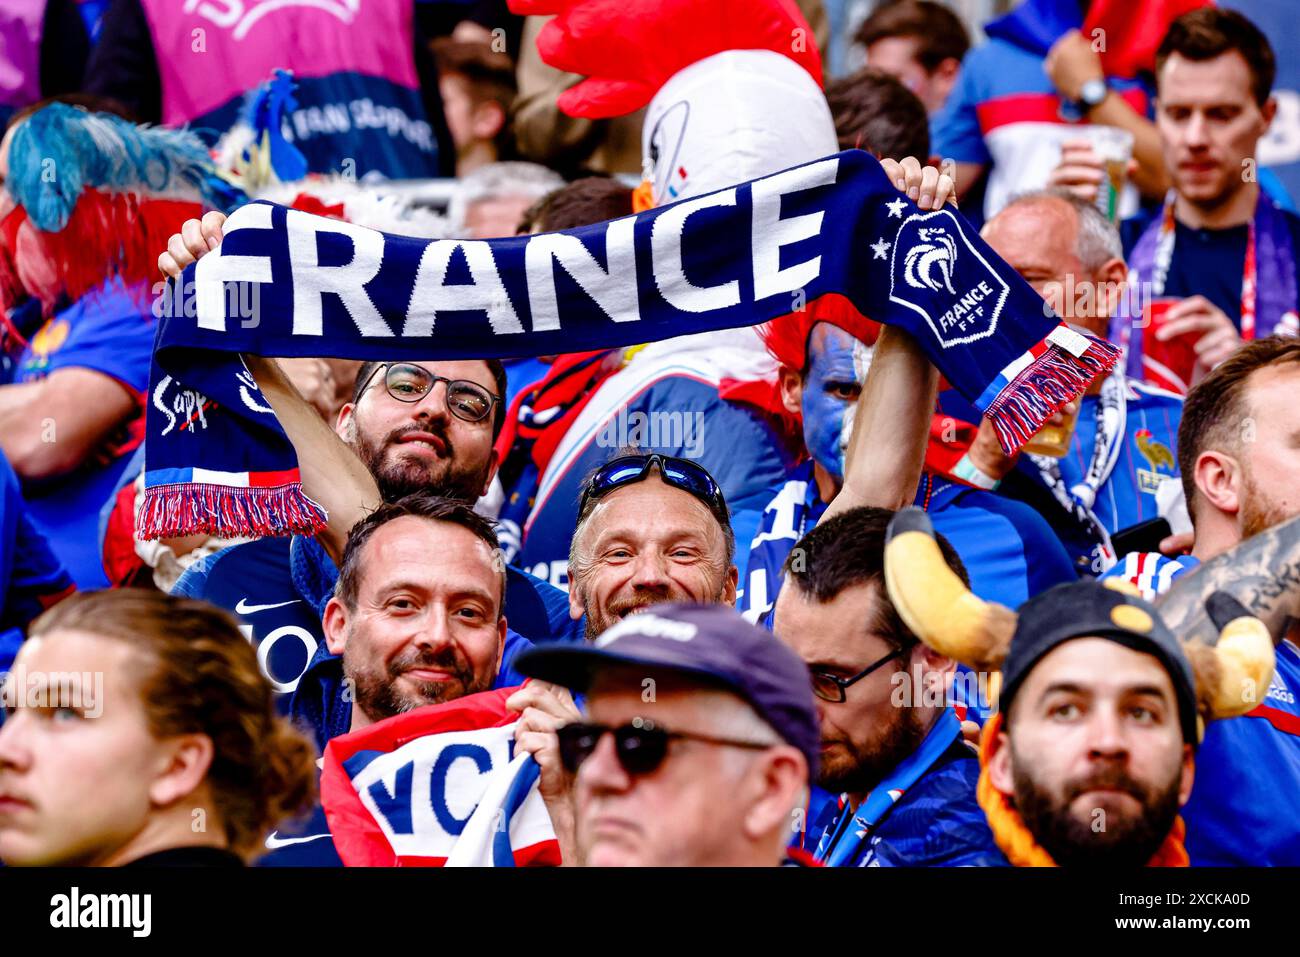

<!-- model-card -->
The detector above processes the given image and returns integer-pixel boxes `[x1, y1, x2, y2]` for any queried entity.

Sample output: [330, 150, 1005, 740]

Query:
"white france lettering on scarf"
[195, 202, 275, 332]
[197, 160, 841, 336]
[286, 210, 392, 337]
[751, 157, 838, 301]
[524, 216, 640, 330]
[403, 240, 523, 336]
[651, 190, 742, 312]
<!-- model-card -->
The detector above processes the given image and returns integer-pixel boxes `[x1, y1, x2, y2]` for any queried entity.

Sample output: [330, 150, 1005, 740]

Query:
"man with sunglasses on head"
[167, 346, 583, 724]
[567, 452, 737, 641]
[507, 159, 956, 832]
[502, 450, 745, 839]
[772, 506, 1004, 867]
[514, 602, 820, 866]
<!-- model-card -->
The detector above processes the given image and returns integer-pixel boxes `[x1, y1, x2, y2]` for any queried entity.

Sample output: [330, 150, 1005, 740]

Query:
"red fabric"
[1248, 704, 1300, 739]
[925, 412, 979, 484]
[288, 192, 348, 220]
[102, 480, 148, 588]
[494, 349, 624, 476]
[1083, 0, 1212, 78]
[0, 192, 204, 312]
[975, 88, 1150, 135]
[509, 0, 822, 119]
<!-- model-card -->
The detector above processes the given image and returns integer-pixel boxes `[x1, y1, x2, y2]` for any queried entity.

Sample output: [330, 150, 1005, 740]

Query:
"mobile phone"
[1110, 517, 1173, 559]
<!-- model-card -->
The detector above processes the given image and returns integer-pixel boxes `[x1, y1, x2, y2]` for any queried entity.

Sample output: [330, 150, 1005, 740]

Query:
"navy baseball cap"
[1000, 581, 1199, 745]
[515, 602, 820, 778]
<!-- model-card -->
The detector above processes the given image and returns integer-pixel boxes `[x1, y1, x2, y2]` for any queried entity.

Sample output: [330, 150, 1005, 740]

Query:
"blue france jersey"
[1063, 382, 1183, 535]
[1183, 640, 1300, 865]
[801, 741, 1007, 867]
[994, 379, 1183, 574]
[740, 469, 1077, 627]
[258, 770, 342, 867]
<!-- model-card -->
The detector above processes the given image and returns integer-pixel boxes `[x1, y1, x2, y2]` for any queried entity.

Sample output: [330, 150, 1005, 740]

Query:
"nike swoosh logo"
[235, 598, 302, 615]
[264, 830, 331, 849]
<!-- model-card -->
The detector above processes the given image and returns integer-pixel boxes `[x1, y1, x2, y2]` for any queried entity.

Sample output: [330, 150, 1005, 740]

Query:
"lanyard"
[814, 708, 962, 867]
[1151, 197, 1258, 341]
[1241, 219, 1257, 340]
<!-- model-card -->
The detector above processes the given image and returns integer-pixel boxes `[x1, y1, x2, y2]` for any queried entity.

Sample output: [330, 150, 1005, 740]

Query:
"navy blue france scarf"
[139, 150, 1119, 540]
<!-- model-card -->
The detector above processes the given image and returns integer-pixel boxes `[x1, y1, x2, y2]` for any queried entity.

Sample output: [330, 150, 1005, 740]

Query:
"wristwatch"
[1079, 78, 1109, 110]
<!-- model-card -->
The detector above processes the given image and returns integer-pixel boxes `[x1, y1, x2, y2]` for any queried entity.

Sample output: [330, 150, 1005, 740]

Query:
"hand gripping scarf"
[320, 687, 561, 867]
[140, 150, 1119, 540]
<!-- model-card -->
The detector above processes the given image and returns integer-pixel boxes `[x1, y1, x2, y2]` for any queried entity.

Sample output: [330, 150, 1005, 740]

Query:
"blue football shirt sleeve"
[171, 552, 217, 598]
[40, 281, 156, 395]
[0, 451, 73, 635]
[1018, 512, 1079, 597]
[930, 50, 992, 166]
[494, 630, 533, 689]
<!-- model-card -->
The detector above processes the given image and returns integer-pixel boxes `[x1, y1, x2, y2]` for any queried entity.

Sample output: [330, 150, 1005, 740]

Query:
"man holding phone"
[1105, 336, 1300, 864]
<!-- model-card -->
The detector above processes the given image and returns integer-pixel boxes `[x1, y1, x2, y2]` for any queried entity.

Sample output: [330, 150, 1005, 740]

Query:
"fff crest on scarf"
[888, 209, 1011, 349]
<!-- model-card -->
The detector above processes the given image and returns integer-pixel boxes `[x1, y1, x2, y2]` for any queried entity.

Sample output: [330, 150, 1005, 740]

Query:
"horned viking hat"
[883, 507, 1276, 736]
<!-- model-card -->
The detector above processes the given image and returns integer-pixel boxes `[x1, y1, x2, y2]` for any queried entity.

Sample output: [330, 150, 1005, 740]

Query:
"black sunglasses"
[578, 453, 729, 526]
[808, 647, 904, 704]
[557, 721, 773, 776]
[358, 362, 500, 423]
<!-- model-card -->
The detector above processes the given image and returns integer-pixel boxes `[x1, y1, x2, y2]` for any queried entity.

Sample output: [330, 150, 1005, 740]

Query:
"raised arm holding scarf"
[140, 150, 1119, 541]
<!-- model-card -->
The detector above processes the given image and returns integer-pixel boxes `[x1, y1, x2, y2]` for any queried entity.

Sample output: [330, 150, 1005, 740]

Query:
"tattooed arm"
[1155, 513, 1300, 646]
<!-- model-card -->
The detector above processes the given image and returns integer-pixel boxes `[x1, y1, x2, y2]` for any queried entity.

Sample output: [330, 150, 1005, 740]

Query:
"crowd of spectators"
[0, 0, 1297, 870]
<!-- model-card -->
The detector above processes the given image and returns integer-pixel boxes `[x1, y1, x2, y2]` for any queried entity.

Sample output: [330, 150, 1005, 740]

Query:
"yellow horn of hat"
[884, 508, 1017, 671]
[1191, 592, 1276, 721]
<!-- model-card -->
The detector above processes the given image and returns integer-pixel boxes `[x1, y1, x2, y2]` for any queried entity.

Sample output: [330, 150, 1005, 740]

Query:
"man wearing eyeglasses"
[772, 506, 1004, 867]
[163, 339, 583, 720]
[514, 602, 820, 866]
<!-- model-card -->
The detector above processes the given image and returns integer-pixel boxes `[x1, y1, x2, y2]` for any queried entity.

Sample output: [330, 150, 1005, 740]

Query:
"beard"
[580, 578, 730, 641]
[347, 639, 494, 724]
[1239, 467, 1293, 541]
[817, 698, 927, 796]
[352, 420, 489, 504]
[1010, 750, 1183, 868]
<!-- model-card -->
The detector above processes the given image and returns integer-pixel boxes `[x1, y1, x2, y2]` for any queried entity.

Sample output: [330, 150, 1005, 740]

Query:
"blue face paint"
[800, 324, 862, 483]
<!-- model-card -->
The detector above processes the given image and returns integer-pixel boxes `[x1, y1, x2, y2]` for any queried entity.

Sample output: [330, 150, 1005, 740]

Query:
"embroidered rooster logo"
[1135, 429, 1175, 472]
[903, 227, 958, 295]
